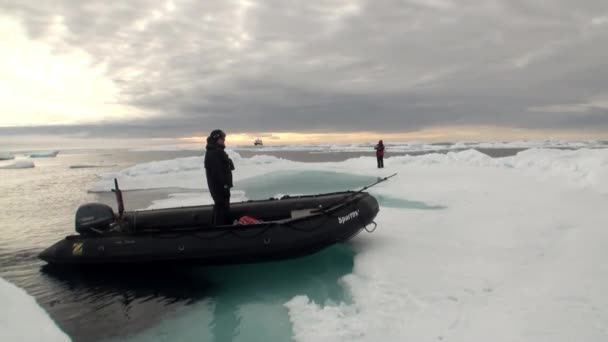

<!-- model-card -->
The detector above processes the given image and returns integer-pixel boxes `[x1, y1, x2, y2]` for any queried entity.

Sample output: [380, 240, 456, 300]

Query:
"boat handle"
[364, 221, 377, 233]
[263, 237, 271, 245]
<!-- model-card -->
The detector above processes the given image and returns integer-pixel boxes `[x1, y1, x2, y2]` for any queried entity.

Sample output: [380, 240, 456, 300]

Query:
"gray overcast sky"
[1, 0, 608, 140]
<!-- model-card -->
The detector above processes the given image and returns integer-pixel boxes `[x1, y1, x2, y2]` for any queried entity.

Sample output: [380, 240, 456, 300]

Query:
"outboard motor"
[75, 203, 116, 235]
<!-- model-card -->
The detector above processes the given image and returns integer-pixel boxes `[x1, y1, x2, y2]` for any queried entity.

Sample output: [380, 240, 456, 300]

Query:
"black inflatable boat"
[39, 188, 380, 266]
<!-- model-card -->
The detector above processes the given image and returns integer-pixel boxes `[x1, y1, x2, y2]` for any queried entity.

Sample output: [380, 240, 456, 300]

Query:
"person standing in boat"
[205, 129, 235, 226]
[374, 140, 385, 168]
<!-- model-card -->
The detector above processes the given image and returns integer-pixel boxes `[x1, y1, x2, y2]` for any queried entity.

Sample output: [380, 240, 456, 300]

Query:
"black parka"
[204, 138, 234, 196]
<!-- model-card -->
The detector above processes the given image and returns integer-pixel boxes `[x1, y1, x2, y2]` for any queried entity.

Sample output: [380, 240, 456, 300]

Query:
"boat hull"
[39, 192, 379, 266]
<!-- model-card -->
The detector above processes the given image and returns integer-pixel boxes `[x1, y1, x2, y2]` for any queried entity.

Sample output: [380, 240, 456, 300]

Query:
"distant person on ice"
[205, 129, 235, 226]
[375, 140, 385, 168]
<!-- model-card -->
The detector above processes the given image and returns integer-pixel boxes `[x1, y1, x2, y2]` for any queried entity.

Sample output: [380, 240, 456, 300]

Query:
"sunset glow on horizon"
[179, 126, 608, 146]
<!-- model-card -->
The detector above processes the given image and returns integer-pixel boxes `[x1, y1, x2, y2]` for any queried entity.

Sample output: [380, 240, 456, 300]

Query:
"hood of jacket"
[206, 137, 225, 150]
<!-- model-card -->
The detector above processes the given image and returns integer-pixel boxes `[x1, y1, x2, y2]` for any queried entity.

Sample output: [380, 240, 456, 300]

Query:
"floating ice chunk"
[69, 163, 116, 169]
[90, 156, 205, 192]
[286, 171, 608, 341]
[453, 139, 606, 149]
[28, 150, 59, 158]
[0, 151, 14, 160]
[285, 296, 363, 341]
[388, 149, 496, 167]
[503, 148, 608, 193]
[0, 160, 35, 169]
[89, 147, 608, 195]
[89, 151, 296, 192]
[233, 140, 606, 153]
[236, 140, 606, 154]
[0, 277, 70, 342]
[143, 190, 247, 210]
[114, 156, 203, 177]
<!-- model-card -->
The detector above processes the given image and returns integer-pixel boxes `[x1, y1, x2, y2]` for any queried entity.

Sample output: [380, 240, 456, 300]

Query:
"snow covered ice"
[129, 139, 608, 154]
[69, 163, 116, 169]
[0, 151, 15, 160]
[0, 277, 70, 342]
[90, 147, 608, 341]
[0, 159, 35, 169]
[28, 150, 59, 158]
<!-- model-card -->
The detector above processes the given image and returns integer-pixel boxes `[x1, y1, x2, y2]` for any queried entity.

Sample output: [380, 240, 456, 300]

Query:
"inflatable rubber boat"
[39, 184, 381, 266]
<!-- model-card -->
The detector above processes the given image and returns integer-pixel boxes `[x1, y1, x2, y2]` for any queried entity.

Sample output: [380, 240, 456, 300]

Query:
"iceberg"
[0, 160, 35, 169]
[28, 151, 59, 158]
[91, 148, 608, 195]
[89, 153, 295, 192]
[69, 163, 116, 169]
[0, 151, 14, 160]
[232, 140, 608, 154]
[0, 277, 70, 342]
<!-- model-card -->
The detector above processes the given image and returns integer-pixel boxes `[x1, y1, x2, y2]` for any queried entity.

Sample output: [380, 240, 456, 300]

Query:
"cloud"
[1, 0, 608, 138]
[591, 16, 608, 26]
[528, 104, 592, 113]
[528, 94, 608, 114]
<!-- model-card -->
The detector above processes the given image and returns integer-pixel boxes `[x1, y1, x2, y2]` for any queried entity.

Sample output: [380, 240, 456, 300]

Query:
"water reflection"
[40, 265, 210, 341]
[39, 244, 355, 342]
[235, 170, 377, 199]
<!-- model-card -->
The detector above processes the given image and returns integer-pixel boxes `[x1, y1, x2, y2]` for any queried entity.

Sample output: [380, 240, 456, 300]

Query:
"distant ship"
[254, 138, 263, 146]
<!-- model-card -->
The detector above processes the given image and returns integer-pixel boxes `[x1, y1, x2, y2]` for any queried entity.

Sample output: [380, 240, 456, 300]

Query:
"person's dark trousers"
[377, 156, 384, 168]
[211, 189, 231, 226]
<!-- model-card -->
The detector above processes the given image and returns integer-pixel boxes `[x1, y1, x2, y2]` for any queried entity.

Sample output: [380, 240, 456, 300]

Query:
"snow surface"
[91, 148, 608, 341]
[0, 159, 35, 169]
[0, 151, 14, 160]
[0, 277, 70, 342]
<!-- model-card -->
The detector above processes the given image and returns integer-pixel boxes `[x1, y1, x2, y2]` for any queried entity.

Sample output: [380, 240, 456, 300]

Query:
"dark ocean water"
[0, 149, 205, 341]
